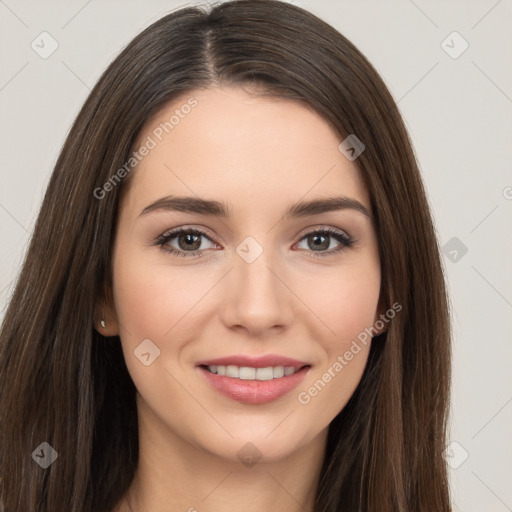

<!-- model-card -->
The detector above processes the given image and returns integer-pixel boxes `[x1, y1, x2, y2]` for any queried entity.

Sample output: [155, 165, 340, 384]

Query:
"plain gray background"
[1, 1, 511, 510]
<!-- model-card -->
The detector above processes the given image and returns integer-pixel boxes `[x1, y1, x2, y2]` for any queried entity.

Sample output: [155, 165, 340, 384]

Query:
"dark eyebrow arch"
[138, 195, 370, 219]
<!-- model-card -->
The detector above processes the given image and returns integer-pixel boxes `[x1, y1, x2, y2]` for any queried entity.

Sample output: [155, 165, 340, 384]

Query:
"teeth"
[239, 367, 256, 380]
[258, 367, 274, 380]
[226, 365, 239, 378]
[273, 366, 284, 378]
[206, 365, 300, 380]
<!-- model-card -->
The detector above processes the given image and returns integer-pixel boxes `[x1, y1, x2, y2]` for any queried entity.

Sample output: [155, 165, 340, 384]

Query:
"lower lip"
[197, 366, 311, 404]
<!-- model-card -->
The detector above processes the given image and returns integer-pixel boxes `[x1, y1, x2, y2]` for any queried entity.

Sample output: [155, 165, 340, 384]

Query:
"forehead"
[123, 86, 370, 216]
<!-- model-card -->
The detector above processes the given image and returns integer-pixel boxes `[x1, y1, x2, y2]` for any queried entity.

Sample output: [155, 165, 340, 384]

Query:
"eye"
[155, 228, 218, 258]
[154, 226, 355, 258]
[295, 227, 355, 258]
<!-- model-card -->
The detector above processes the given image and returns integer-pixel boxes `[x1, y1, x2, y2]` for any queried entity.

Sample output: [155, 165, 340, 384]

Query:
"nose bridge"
[220, 238, 293, 333]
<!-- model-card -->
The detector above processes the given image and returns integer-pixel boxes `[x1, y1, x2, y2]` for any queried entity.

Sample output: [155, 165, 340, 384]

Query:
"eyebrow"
[138, 195, 370, 219]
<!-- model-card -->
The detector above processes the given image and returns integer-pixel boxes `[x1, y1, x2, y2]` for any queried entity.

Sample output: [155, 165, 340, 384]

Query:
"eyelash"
[154, 227, 355, 259]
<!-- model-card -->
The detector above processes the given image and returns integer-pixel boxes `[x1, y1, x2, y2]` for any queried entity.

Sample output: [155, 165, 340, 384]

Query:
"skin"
[97, 85, 386, 512]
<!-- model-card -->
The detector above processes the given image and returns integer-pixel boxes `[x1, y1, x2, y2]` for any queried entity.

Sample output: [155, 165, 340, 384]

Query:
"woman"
[0, 1, 452, 510]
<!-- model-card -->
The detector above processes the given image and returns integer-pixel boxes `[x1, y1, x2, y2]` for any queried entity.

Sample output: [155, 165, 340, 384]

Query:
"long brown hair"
[0, 1, 452, 510]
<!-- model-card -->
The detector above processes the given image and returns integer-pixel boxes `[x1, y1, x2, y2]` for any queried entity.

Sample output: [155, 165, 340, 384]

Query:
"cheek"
[111, 248, 208, 405]
[112, 246, 213, 341]
[295, 259, 380, 414]
[306, 260, 381, 344]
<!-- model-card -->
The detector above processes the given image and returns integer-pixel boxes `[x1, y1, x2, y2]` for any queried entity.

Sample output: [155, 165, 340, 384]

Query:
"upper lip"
[196, 354, 310, 370]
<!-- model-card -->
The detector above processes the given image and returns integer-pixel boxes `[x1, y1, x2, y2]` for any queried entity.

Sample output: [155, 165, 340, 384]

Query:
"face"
[101, 85, 384, 464]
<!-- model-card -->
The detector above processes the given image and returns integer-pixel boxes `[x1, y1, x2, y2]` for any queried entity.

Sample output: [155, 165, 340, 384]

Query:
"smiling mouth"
[197, 363, 312, 404]
[200, 364, 310, 381]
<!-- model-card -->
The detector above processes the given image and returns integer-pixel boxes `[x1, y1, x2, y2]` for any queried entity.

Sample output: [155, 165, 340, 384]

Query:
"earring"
[100, 318, 106, 328]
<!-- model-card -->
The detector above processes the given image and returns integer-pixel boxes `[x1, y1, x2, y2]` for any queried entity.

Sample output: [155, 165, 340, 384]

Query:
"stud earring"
[100, 318, 106, 328]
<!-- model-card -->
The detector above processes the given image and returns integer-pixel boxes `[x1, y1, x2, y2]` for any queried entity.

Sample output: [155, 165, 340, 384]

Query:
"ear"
[94, 280, 120, 337]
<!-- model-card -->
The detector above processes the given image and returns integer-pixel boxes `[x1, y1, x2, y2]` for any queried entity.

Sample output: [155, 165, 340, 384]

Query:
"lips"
[195, 354, 311, 405]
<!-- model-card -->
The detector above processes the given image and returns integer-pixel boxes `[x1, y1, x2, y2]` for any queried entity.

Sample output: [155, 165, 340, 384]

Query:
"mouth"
[195, 355, 311, 404]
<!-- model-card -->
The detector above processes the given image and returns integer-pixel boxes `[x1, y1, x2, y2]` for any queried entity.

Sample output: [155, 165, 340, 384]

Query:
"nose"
[219, 248, 294, 336]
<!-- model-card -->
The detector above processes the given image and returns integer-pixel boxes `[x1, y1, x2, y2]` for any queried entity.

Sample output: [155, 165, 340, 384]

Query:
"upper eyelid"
[295, 225, 351, 240]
